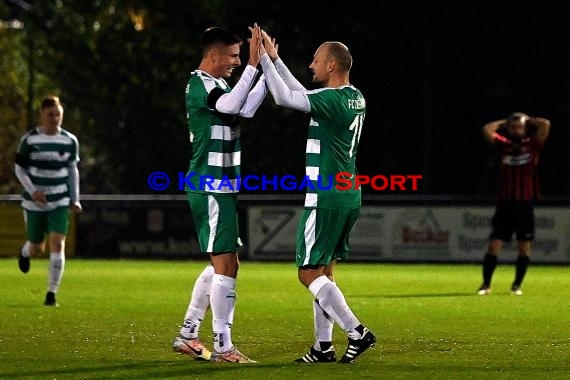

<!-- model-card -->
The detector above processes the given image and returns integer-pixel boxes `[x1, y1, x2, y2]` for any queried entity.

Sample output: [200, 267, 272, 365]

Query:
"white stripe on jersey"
[30, 151, 71, 162]
[302, 209, 317, 266]
[36, 184, 68, 195]
[196, 70, 230, 92]
[21, 197, 70, 212]
[208, 179, 239, 193]
[211, 125, 235, 141]
[306, 139, 320, 154]
[304, 193, 318, 208]
[207, 195, 220, 252]
[27, 134, 74, 145]
[208, 152, 241, 167]
[29, 166, 69, 179]
[309, 119, 319, 127]
[306, 166, 319, 180]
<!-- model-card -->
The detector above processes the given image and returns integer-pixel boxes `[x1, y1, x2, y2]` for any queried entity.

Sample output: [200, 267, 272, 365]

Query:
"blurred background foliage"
[1, 0, 568, 196]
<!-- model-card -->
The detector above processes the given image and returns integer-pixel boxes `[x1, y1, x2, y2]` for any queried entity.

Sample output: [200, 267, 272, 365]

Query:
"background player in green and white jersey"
[15, 95, 82, 307]
[259, 33, 377, 363]
[172, 25, 266, 363]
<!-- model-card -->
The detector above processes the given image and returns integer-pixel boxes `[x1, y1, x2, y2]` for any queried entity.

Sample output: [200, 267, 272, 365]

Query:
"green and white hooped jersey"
[305, 85, 365, 209]
[16, 128, 79, 211]
[185, 70, 241, 194]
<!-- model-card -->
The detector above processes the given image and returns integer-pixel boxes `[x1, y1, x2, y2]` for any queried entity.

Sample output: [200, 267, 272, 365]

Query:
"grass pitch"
[0, 259, 568, 379]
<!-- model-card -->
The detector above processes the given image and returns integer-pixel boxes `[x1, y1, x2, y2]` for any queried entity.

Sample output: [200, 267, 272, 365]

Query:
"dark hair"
[199, 27, 242, 56]
[40, 95, 62, 110]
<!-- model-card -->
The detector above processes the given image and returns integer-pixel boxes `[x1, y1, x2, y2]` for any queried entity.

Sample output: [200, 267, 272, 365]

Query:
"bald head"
[506, 112, 529, 137]
[320, 41, 352, 72]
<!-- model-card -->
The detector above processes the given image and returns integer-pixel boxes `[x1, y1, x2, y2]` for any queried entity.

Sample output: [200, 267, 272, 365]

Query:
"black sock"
[513, 255, 530, 287]
[354, 324, 364, 336]
[318, 341, 332, 351]
[482, 253, 498, 287]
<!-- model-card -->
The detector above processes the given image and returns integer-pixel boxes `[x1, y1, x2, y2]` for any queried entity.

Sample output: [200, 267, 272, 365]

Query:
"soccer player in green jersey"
[15, 95, 82, 307]
[258, 33, 377, 363]
[172, 25, 266, 363]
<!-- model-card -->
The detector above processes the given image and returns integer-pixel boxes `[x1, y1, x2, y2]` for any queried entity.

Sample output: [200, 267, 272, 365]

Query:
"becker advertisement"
[247, 206, 570, 263]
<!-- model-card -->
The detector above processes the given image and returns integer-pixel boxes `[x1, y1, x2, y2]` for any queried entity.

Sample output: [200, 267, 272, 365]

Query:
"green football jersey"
[16, 128, 79, 211]
[305, 85, 365, 209]
[185, 70, 241, 194]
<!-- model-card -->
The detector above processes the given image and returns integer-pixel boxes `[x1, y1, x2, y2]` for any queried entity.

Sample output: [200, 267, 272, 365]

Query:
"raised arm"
[215, 24, 262, 115]
[261, 30, 306, 91]
[527, 116, 551, 145]
[482, 119, 508, 144]
[258, 31, 310, 112]
[259, 54, 310, 112]
[239, 74, 267, 118]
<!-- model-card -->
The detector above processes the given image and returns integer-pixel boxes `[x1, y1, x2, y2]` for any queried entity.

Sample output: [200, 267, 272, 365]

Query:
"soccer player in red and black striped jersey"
[478, 112, 550, 295]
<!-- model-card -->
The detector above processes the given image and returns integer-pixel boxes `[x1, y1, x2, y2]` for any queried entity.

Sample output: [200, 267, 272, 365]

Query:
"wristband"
[493, 133, 509, 144]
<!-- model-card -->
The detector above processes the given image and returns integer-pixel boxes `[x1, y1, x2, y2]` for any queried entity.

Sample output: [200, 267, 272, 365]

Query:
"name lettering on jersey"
[347, 96, 365, 110]
[502, 153, 531, 166]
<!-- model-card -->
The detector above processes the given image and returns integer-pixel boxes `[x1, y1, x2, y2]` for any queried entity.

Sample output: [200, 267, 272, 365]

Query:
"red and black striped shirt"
[495, 135, 543, 202]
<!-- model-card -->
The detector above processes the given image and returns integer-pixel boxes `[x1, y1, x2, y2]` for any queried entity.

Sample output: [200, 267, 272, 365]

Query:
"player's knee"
[50, 240, 65, 253]
[517, 241, 531, 256]
[211, 252, 239, 277]
[488, 239, 503, 254]
[297, 266, 322, 287]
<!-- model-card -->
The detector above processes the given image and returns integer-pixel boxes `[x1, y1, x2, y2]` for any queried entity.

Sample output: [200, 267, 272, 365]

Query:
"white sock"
[309, 276, 361, 338]
[47, 252, 65, 293]
[180, 264, 214, 339]
[313, 299, 334, 351]
[211, 274, 236, 353]
[330, 282, 364, 340]
[21, 241, 31, 258]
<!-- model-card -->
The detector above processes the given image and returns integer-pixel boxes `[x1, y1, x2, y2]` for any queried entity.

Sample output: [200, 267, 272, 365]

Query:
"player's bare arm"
[527, 116, 551, 144]
[483, 119, 507, 144]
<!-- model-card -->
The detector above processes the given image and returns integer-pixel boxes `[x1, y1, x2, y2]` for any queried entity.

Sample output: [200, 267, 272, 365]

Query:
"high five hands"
[247, 23, 262, 66]
[260, 29, 279, 61]
[248, 23, 279, 64]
